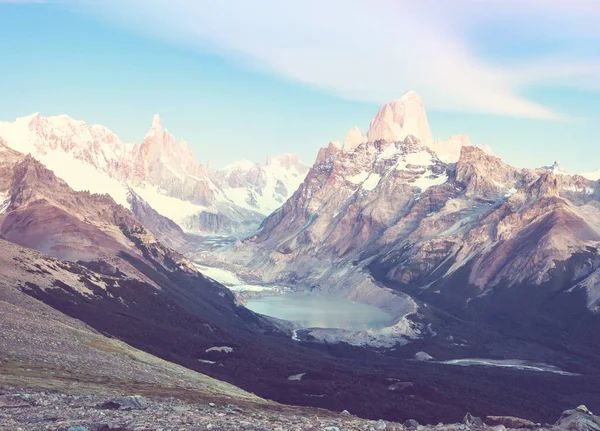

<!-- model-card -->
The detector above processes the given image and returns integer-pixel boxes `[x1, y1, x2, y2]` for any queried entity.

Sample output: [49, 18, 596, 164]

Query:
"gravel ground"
[2, 390, 599, 431]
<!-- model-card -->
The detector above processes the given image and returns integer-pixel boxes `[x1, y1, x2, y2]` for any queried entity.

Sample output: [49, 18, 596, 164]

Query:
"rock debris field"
[2, 390, 600, 431]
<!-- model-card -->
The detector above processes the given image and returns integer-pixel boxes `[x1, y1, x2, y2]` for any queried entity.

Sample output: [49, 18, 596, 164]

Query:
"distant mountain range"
[0, 113, 309, 237]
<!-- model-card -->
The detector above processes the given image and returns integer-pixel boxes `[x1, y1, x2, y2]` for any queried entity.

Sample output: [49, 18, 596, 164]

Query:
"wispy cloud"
[64, 0, 600, 119]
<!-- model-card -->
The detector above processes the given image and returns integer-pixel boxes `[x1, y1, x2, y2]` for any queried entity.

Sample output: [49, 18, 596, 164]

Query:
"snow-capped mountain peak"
[428, 134, 494, 164]
[215, 154, 309, 215]
[334, 92, 492, 164]
[343, 126, 367, 152]
[367, 90, 433, 148]
[541, 161, 569, 176]
[137, 114, 200, 181]
[266, 153, 305, 171]
[221, 159, 257, 173]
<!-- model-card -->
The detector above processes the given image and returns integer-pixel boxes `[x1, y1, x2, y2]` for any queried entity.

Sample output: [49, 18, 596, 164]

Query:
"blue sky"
[0, 1, 599, 171]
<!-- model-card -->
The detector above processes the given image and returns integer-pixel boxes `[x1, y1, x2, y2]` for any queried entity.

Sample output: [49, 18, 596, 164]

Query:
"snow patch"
[563, 185, 595, 195]
[195, 265, 244, 285]
[379, 144, 399, 160]
[131, 184, 212, 231]
[412, 173, 448, 191]
[347, 171, 369, 185]
[361, 173, 382, 191]
[37, 152, 130, 207]
[206, 346, 233, 353]
[227, 284, 277, 292]
[405, 151, 434, 166]
[195, 264, 284, 293]
[287, 373, 306, 381]
[439, 358, 578, 376]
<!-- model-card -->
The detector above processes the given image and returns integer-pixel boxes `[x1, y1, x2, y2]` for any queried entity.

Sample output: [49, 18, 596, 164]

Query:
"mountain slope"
[0, 237, 266, 406]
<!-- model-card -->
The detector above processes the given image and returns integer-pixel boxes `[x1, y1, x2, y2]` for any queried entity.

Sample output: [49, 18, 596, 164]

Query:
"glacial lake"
[246, 294, 393, 330]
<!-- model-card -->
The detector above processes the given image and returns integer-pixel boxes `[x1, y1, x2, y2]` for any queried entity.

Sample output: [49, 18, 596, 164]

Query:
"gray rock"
[555, 411, 600, 431]
[104, 395, 148, 410]
[414, 351, 434, 361]
[578, 406, 594, 415]
[172, 405, 189, 413]
[340, 410, 351, 416]
[463, 412, 484, 429]
[404, 419, 419, 430]
[486, 416, 537, 429]
[375, 419, 388, 430]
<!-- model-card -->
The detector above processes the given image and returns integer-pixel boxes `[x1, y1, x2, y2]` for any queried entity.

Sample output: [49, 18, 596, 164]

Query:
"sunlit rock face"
[367, 91, 433, 148]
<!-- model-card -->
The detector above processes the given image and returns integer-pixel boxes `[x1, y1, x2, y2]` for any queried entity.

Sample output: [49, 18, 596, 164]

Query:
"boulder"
[99, 396, 148, 411]
[414, 351, 434, 362]
[463, 412, 485, 429]
[404, 419, 419, 430]
[375, 419, 387, 430]
[555, 408, 600, 431]
[486, 415, 537, 429]
[578, 406, 594, 415]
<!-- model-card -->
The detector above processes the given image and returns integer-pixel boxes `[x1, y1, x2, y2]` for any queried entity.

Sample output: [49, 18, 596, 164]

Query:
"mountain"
[134, 114, 216, 206]
[0, 141, 195, 281]
[430, 134, 495, 164]
[222, 91, 600, 361]
[366, 91, 433, 147]
[541, 161, 570, 176]
[214, 154, 309, 216]
[343, 126, 367, 152]
[0, 113, 308, 237]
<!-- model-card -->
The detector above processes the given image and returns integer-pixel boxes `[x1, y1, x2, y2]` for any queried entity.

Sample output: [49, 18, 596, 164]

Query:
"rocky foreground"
[1, 390, 599, 431]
